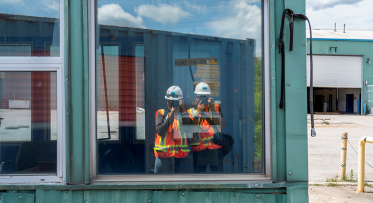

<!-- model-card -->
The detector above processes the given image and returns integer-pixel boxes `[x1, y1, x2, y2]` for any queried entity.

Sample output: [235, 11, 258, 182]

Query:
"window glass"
[0, 0, 60, 56]
[96, 0, 263, 175]
[0, 71, 57, 174]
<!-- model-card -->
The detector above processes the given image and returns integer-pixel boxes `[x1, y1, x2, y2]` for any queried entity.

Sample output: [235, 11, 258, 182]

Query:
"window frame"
[89, 0, 271, 182]
[0, 0, 65, 183]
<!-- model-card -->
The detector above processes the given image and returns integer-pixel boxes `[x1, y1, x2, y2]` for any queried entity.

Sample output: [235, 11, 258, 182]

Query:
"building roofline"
[307, 38, 373, 42]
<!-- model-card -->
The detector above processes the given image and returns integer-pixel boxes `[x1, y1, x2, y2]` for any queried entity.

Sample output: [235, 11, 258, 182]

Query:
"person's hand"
[170, 106, 175, 116]
[197, 100, 205, 113]
[179, 100, 185, 112]
[208, 97, 216, 112]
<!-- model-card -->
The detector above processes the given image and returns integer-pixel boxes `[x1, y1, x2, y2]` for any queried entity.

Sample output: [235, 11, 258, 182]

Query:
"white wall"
[338, 88, 361, 113]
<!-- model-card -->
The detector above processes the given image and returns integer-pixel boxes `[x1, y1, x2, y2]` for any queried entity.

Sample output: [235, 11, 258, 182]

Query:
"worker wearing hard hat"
[153, 85, 190, 173]
[186, 82, 225, 173]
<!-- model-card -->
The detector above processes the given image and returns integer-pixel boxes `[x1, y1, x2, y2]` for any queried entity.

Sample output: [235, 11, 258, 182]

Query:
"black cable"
[278, 9, 293, 109]
[278, 10, 316, 137]
[188, 44, 195, 83]
[293, 14, 316, 137]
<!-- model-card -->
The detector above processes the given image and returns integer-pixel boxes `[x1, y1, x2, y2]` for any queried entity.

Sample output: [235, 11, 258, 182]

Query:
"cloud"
[184, 2, 207, 13]
[307, 0, 373, 30]
[98, 4, 144, 28]
[135, 4, 190, 24]
[307, 0, 363, 11]
[207, 0, 261, 42]
[0, 0, 23, 4]
[43, 1, 59, 12]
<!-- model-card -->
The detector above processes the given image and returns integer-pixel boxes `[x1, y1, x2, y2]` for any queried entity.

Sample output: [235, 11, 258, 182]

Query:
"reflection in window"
[96, 0, 263, 175]
[0, 0, 60, 57]
[0, 72, 57, 174]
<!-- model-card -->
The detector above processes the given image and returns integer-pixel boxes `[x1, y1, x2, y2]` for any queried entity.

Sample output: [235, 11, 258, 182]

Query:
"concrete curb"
[309, 182, 358, 186]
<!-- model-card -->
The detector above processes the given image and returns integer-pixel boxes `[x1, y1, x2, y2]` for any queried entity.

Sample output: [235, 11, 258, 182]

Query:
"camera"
[169, 100, 179, 109]
[198, 96, 209, 104]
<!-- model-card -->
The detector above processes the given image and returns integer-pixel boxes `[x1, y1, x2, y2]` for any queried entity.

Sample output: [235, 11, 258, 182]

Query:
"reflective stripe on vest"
[154, 109, 189, 157]
[187, 105, 222, 151]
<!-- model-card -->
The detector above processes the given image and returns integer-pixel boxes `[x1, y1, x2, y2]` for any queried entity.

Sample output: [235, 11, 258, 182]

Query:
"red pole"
[100, 44, 111, 139]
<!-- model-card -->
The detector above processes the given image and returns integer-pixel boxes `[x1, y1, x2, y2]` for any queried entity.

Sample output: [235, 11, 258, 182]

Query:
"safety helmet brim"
[195, 92, 210, 95]
[165, 95, 183, 100]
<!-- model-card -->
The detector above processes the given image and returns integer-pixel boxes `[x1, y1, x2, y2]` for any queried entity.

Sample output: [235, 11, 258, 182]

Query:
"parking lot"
[308, 114, 373, 182]
[308, 114, 373, 202]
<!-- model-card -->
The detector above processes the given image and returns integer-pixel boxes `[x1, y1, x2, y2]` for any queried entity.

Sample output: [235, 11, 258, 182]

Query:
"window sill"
[93, 174, 269, 183]
[0, 181, 309, 191]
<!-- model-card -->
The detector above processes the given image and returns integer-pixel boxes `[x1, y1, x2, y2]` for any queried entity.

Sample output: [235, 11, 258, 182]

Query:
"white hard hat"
[194, 82, 211, 95]
[165, 86, 183, 100]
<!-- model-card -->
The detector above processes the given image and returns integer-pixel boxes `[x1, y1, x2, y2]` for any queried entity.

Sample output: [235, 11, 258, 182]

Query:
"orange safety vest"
[154, 109, 190, 158]
[187, 104, 222, 152]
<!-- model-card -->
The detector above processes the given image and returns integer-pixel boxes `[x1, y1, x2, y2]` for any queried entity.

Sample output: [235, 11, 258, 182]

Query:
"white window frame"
[89, 0, 271, 182]
[0, 0, 65, 183]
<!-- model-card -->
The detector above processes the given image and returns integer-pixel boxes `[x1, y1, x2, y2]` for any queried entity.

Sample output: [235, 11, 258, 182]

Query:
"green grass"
[364, 182, 372, 187]
[325, 170, 357, 184]
[326, 183, 339, 187]
[326, 176, 338, 182]
[253, 56, 263, 172]
[342, 170, 357, 182]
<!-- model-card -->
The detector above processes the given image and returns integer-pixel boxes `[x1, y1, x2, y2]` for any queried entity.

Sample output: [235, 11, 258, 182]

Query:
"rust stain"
[235, 153, 239, 169]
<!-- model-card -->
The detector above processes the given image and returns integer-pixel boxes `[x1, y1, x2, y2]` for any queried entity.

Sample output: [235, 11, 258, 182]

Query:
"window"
[91, 0, 266, 180]
[0, 0, 60, 57]
[0, 0, 64, 182]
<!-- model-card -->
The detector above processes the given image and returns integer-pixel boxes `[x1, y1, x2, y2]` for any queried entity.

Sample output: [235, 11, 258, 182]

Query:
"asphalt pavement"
[308, 114, 373, 182]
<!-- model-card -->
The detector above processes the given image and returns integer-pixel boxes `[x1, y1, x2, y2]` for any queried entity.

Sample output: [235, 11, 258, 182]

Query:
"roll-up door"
[306, 55, 362, 88]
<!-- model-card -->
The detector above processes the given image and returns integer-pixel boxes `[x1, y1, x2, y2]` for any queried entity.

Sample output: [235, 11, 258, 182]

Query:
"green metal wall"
[271, 0, 308, 184]
[0, 190, 288, 203]
[306, 39, 373, 110]
[0, 0, 309, 202]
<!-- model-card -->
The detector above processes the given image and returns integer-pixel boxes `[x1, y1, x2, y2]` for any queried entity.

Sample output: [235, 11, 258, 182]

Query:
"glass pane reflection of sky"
[0, 0, 59, 18]
[97, 0, 262, 55]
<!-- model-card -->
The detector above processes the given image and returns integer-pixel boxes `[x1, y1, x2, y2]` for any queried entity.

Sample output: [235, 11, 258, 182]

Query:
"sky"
[0, 0, 263, 53]
[0, 0, 59, 18]
[1, 0, 372, 55]
[306, 0, 373, 30]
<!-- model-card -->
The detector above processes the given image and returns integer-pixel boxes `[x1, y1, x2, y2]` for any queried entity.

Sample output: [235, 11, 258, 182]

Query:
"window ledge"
[0, 181, 308, 191]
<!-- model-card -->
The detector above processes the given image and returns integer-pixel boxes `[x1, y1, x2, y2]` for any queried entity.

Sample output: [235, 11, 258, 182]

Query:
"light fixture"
[367, 58, 371, 64]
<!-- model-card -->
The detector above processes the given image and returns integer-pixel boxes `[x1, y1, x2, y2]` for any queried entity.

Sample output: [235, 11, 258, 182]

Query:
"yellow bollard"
[340, 132, 348, 180]
[358, 136, 373, 192]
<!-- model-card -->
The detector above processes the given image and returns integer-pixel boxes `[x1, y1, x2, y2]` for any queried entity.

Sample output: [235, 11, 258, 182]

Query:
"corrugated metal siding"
[306, 55, 362, 88]
[35, 190, 83, 203]
[30, 190, 286, 203]
[307, 39, 373, 109]
[3, 193, 35, 203]
[307, 40, 373, 55]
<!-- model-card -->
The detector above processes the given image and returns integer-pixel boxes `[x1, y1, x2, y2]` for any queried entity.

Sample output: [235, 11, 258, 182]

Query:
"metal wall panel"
[35, 190, 83, 203]
[306, 39, 373, 112]
[284, 0, 308, 182]
[0, 190, 286, 203]
[82, 190, 281, 203]
[3, 193, 35, 203]
[306, 55, 362, 88]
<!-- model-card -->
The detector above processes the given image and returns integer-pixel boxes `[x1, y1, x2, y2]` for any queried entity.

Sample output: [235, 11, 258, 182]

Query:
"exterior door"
[346, 94, 354, 113]
[315, 95, 323, 112]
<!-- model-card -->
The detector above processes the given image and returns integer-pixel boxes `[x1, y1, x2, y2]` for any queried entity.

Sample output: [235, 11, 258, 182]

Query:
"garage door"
[306, 55, 362, 88]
